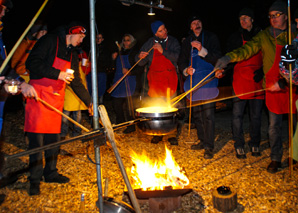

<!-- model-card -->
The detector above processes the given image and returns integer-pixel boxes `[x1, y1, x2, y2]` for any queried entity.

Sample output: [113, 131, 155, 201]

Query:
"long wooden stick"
[171, 68, 218, 107]
[36, 97, 90, 132]
[185, 88, 267, 108]
[287, 0, 293, 177]
[107, 46, 154, 94]
[0, 0, 49, 75]
[188, 47, 193, 137]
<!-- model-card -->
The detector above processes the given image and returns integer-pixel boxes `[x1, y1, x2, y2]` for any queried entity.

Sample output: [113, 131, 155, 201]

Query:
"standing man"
[178, 15, 222, 159]
[86, 33, 110, 105]
[25, 22, 92, 195]
[11, 22, 48, 83]
[215, 1, 298, 173]
[226, 8, 264, 159]
[137, 20, 180, 145]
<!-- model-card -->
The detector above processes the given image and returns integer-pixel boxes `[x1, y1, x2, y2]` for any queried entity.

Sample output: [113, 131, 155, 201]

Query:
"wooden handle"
[107, 46, 154, 94]
[37, 97, 90, 132]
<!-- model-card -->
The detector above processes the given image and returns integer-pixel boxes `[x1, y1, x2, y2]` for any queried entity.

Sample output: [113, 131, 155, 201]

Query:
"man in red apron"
[226, 8, 264, 159]
[136, 21, 180, 145]
[215, 1, 298, 173]
[25, 22, 92, 195]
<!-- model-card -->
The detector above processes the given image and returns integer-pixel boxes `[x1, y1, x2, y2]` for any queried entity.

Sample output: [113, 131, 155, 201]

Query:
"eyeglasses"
[69, 26, 86, 35]
[268, 13, 284, 19]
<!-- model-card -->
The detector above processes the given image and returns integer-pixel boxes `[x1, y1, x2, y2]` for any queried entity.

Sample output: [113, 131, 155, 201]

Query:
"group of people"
[0, 0, 297, 200]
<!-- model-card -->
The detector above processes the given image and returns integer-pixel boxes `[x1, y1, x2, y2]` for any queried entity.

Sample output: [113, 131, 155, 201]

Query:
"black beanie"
[269, 0, 287, 14]
[239, 8, 254, 19]
[188, 15, 202, 27]
[2, 0, 13, 9]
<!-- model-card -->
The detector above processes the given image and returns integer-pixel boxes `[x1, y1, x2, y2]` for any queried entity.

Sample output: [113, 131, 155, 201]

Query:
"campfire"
[129, 146, 189, 191]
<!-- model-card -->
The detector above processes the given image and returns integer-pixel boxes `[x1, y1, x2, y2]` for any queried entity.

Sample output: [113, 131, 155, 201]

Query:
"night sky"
[3, 0, 298, 53]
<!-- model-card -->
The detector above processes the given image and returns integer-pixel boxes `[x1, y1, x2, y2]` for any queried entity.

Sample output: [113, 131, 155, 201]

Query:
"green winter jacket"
[226, 26, 297, 88]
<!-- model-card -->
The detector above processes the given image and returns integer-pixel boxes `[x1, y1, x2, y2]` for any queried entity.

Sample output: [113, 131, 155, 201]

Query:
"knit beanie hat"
[239, 8, 254, 19]
[269, 0, 287, 14]
[66, 21, 86, 35]
[151, 21, 164, 34]
[29, 23, 47, 35]
[188, 15, 202, 27]
[1, 0, 13, 9]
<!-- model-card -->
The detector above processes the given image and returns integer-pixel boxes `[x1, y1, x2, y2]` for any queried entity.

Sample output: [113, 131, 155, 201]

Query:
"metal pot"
[135, 107, 178, 136]
[96, 197, 135, 213]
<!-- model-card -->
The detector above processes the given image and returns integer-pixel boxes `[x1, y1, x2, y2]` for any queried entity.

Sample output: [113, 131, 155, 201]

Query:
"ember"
[129, 146, 189, 191]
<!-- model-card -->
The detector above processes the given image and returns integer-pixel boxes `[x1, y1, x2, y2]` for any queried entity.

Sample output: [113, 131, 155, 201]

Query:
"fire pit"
[127, 146, 191, 212]
[135, 106, 178, 136]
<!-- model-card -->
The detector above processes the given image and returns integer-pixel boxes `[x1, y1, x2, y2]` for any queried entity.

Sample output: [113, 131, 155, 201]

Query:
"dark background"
[3, 0, 298, 54]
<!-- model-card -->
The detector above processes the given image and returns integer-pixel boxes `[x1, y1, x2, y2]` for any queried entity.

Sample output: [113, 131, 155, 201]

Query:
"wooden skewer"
[107, 46, 154, 94]
[37, 97, 90, 132]
[188, 47, 193, 137]
[171, 68, 219, 107]
[188, 88, 267, 107]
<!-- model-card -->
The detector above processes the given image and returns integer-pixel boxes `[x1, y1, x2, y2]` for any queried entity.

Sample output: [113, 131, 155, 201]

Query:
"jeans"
[27, 133, 60, 183]
[61, 110, 82, 137]
[232, 97, 264, 149]
[193, 103, 215, 149]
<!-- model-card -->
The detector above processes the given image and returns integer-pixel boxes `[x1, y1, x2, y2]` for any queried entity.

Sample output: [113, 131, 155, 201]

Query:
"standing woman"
[111, 34, 140, 134]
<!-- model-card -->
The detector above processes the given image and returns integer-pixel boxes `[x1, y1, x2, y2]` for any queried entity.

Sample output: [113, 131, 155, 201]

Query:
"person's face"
[269, 11, 287, 30]
[35, 30, 47, 39]
[239, 15, 253, 31]
[68, 34, 86, 47]
[122, 36, 131, 49]
[155, 25, 168, 39]
[190, 20, 202, 35]
[0, 5, 7, 20]
[96, 34, 104, 44]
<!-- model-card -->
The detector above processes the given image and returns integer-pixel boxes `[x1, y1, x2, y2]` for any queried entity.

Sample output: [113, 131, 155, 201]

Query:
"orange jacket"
[11, 38, 37, 75]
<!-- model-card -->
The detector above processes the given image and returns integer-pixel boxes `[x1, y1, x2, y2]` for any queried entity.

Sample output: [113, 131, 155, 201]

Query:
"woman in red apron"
[24, 23, 91, 196]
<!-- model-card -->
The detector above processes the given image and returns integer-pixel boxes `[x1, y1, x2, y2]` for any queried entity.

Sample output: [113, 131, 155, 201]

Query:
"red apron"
[147, 50, 178, 97]
[24, 38, 71, 133]
[265, 44, 298, 114]
[233, 40, 264, 99]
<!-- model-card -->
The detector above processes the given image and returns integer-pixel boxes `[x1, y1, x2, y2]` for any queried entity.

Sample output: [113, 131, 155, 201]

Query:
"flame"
[130, 146, 189, 191]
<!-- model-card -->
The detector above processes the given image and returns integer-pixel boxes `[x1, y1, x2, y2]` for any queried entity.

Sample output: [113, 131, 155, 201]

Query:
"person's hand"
[153, 43, 163, 53]
[139, 51, 149, 59]
[191, 40, 202, 51]
[215, 69, 225, 79]
[58, 71, 74, 84]
[0, 76, 5, 84]
[268, 81, 281, 92]
[122, 68, 129, 74]
[20, 82, 38, 99]
[186, 67, 195, 76]
[215, 55, 231, 70]
[88, 103, 93, 116]
[112, 52, 118, 60]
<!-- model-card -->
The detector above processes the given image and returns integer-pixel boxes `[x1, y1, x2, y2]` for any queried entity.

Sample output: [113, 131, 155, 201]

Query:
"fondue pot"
[135, 106, 178, 136]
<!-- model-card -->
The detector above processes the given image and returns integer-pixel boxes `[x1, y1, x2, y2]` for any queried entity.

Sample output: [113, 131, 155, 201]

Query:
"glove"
[253, 67, 264, 83]
[280, 44, 298, 64]
[215, 55, 231, 70]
